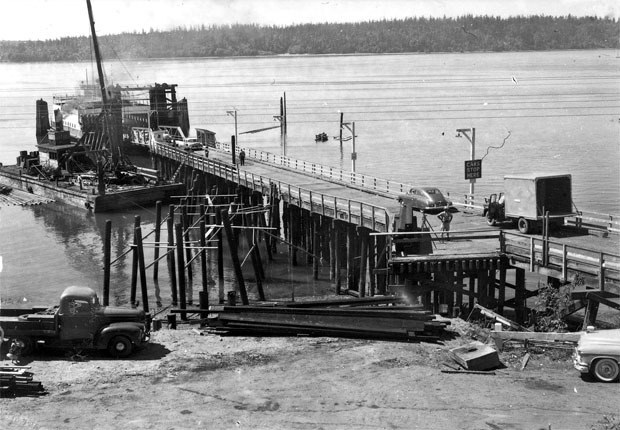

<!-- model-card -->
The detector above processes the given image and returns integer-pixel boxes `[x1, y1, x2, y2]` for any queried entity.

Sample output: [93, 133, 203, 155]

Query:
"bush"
[532, 281, 574, 332]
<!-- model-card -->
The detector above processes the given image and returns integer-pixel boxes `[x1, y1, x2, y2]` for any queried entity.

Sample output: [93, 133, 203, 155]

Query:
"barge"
[0, 1, 205, 212]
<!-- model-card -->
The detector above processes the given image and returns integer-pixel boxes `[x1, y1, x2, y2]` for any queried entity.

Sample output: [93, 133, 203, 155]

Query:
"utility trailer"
[483, 173, 574, 234]
[0, 286, 149, 358]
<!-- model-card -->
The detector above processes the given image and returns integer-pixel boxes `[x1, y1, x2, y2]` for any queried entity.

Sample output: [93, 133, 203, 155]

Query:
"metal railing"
[152, 143, 391, 232]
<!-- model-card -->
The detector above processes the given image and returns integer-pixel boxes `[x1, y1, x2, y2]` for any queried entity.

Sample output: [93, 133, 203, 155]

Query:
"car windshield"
[425, 189, 439, 194]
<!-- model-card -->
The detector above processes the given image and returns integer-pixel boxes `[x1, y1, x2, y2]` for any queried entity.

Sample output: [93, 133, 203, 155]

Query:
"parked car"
[573, 328, 620, 382]
[397, 187, 451, 213]
[178, 138, 203, 151]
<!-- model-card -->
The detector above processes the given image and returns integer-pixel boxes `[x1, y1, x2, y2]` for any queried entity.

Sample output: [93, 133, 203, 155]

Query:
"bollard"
[152, 319, 162, 331]
[167, 314, 177, 330]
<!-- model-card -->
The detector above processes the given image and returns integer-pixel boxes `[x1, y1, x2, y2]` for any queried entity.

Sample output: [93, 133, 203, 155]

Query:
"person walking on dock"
[239, 149, 246, 166]
[437, 204, 453, 242]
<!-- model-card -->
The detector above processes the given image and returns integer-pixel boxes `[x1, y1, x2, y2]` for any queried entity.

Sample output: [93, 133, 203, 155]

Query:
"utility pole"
[456, 127, 476, 198]
[226, 109, 238, 148]
[342, 121, 357, 173]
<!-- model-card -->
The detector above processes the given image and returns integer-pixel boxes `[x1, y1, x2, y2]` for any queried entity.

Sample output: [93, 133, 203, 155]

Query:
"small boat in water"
[315, 132, 329, 142]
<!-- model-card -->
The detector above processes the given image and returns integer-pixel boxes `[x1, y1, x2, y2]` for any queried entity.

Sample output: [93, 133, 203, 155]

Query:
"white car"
[573, 328, 620, 382]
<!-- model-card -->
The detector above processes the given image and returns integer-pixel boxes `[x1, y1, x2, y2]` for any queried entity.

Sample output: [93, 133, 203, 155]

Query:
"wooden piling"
[167, 205, 178, 306]
[153, 201, 162, 281]
[368, 234, 376, 296]
[221, 209, 249, 305]
[346, 226, 355, 290]
[200, 219, 208, 303]
[175, 222, 187, 319]
[271, 190, 280, 254]
[468, 274, 476, 310]
[498, 259, 507, 314]
[375, 234, 387, 295]
[312, 215, 320, 280]
[257, 205, 273, 262]
[514, 267, 526, 324]
[135, 226, 149, 313]
[334, 220, 342, 294]
[455, 270, 464, 312]
[130, 215, 141, 306]
[216, 209, 225, 304]
[182, 202, 193, 287]
[358, 228, 369, 297]
[103, 219, 111, 306]
[244, 213, 266, 301]
[329, 220, 336, 281]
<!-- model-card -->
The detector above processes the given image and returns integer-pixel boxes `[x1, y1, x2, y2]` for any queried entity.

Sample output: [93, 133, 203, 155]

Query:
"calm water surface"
[1, 50, 618, 303]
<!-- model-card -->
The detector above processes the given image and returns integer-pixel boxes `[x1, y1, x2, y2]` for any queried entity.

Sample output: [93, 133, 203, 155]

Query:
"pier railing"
[217, 142, 413, 196]
[501, 231, 620, 287]
[153, 143, 391, 231]
[375, 227, 620, 288]
[216, 143, 620, 234]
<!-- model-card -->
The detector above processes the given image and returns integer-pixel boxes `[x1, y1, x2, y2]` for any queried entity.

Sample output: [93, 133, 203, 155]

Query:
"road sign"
[465, 159, 482, 180]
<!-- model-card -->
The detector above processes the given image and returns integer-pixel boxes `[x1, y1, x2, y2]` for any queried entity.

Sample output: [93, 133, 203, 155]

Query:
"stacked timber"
[0, 365, 45, 398]
[206, 296, 450, 339]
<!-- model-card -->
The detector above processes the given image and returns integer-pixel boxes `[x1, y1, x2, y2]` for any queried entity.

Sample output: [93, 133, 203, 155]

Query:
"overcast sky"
[3, 0, 619, 41]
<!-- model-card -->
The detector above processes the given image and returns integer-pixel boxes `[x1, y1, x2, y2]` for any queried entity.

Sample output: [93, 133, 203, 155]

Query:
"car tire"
[592, 358, 620, 382]
[108, 336, 133, 358]
[517, 217, 531, 234]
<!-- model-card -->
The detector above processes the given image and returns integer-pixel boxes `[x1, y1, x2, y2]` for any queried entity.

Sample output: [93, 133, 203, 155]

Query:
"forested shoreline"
[0, 15, 618, 62]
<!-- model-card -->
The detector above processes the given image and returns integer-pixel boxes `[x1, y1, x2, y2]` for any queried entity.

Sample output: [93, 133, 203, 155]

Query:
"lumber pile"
[205, 296, 450, 340]
[0, 365, 46, 398]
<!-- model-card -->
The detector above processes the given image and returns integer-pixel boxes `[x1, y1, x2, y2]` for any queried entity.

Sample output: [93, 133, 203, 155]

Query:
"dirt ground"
[1, 319, 618, 430]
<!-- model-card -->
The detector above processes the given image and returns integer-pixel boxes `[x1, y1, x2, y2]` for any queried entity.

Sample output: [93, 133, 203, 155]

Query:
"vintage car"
[573, 328, 620, 382]
[397, 187, 451, 213]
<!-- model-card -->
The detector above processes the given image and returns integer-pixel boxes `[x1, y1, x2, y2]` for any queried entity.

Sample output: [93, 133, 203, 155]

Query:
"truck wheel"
[486, 216, 497, 226]
[517, 217, 531, 234]
[592, 358, 619, 382]
[108, 336, 133, 358]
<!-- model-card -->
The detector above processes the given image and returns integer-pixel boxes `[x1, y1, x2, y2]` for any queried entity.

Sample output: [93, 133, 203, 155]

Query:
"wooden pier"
[103, 141, 619, 325]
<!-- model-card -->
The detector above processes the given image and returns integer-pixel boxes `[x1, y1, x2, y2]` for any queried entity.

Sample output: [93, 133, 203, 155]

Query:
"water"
[1, 50, 619, 304]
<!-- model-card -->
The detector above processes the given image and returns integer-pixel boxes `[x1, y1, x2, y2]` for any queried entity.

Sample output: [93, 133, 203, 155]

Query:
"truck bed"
[0, 311, 57, 336]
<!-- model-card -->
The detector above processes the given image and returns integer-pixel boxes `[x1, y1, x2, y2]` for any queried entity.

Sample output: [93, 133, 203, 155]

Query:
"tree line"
[1, 15, 618, 62]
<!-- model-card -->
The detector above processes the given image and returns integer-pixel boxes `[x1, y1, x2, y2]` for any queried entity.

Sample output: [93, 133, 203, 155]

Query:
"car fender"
[587, 354, 620, 366]
[95, 322, 146, 349]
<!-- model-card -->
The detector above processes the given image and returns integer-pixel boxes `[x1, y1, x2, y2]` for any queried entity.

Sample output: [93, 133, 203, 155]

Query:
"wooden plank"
[490, 331, 582, 343]
[473, 304, 529, 331]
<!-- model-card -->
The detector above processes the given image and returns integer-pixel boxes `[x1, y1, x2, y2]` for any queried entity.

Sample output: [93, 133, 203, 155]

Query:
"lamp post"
[456, 127, 476, 201]
[226, 109, 238, 147]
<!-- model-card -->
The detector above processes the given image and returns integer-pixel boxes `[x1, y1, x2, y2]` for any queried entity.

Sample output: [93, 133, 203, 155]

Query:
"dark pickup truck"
[0, 286, 150, 358]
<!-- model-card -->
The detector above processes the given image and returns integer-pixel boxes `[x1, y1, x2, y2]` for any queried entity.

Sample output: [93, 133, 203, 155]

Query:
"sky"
[2, 0, 619, 41]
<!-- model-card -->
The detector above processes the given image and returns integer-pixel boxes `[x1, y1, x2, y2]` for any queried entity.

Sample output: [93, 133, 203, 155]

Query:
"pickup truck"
[0, 286, 150, 358]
